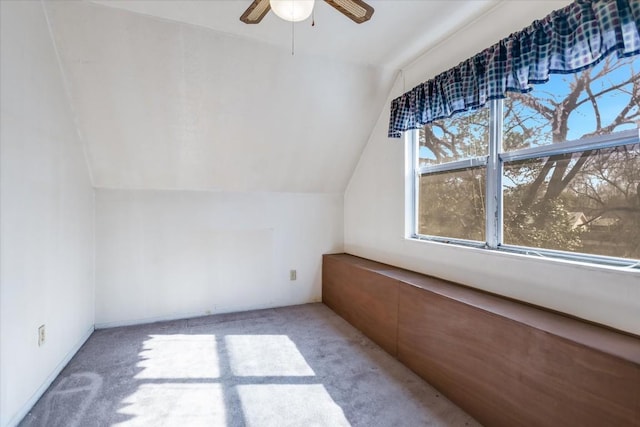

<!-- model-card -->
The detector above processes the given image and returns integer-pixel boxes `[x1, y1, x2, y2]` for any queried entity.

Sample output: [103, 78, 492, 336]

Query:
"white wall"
[46, 0, 393, 194]
[95, 189, 343, 327]
[0, 2, 95, 426]
[344, 0, 640, 335]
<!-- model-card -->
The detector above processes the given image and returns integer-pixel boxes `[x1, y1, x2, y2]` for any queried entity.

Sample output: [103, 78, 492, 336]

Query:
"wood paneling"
[322, 254, 398, 356]
[322, 253, 640, 427]
[397, 283, 640, 427]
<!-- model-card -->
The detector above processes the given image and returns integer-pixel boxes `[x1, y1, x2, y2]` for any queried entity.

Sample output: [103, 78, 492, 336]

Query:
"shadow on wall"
[18, 304, 478, 427]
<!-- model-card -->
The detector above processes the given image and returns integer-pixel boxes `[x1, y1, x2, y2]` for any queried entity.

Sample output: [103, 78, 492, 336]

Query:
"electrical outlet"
[38, 324, 45, 346]
[289, 269, 297, 281]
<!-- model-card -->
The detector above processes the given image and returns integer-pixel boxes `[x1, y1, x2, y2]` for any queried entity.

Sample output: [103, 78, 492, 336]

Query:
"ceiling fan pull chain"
[312, 8, 315, 26]
[291, 19, 295, 55]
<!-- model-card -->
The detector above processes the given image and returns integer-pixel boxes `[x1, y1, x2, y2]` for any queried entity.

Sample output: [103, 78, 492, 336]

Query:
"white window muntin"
[411, 103, 640, 268]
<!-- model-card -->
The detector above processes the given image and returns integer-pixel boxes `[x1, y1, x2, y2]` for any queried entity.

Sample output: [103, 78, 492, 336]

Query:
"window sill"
[405, 235, 640, 273]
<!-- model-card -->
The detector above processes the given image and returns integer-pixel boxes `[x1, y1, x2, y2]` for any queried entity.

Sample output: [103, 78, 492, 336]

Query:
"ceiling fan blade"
[324, 0, 374, 24]
[240, 0, 271, 24]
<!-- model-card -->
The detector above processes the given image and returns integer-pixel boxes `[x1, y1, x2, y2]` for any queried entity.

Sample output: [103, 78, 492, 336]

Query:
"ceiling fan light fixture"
[269, 0, 315, 22]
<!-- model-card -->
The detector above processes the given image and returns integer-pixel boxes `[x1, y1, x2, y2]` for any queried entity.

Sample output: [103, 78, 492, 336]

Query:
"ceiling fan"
[240, 0, 374, 25]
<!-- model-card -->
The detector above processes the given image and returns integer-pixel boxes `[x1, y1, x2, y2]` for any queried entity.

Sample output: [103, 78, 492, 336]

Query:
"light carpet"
[20, 303, 480, 427]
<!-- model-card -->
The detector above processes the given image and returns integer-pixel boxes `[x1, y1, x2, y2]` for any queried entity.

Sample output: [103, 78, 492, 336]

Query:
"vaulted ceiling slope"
[45, 0, 498, 193]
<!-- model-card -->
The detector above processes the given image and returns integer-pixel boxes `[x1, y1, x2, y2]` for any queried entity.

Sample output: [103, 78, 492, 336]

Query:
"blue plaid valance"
[388, 0, 640, 138]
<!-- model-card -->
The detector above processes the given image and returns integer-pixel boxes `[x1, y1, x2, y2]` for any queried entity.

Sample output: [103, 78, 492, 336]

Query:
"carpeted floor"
[20, 303, 481, 427]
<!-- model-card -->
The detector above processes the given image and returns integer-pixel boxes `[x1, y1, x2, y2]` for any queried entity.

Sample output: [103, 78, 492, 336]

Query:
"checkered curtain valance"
[388, 0, 640, 138]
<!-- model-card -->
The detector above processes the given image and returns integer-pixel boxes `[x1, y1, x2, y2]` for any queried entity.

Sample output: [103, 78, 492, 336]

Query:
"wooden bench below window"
[322, 253, 640, 427]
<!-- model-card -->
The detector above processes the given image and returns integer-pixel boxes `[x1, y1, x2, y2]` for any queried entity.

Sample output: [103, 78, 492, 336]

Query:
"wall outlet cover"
[38, 324, 46, 346]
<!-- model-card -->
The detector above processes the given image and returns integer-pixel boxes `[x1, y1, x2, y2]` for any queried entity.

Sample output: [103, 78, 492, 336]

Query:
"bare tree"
[507, 56, 639, 213]
[419, 54, 640, 258]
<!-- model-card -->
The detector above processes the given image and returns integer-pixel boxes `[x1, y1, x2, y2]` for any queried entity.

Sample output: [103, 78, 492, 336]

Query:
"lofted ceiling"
[88, 0, 499, 68]
[44, 0, 505, 193]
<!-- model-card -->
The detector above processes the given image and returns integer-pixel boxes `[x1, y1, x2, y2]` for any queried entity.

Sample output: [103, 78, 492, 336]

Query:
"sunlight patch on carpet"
[237, 384, 350, 427]
[135, 334, 220, 379]
[116, 383, 226, 426]
[226, 335, 315, 377]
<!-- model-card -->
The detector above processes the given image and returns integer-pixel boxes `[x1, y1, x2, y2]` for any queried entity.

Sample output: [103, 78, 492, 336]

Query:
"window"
[416, 108, 488, 242]
[412, 55, 640, 266]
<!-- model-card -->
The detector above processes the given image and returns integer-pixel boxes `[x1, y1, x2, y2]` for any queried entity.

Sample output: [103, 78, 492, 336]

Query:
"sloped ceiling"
[44, 0, 499, 193]
[87, 0, 498, 69]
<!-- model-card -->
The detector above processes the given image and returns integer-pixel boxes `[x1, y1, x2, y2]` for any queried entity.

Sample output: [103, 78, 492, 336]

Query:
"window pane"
[504, 55, 639, 151]
[418, 167, 486, 241]
[503, 143, 640, 259]
[419, 108, 489, 166]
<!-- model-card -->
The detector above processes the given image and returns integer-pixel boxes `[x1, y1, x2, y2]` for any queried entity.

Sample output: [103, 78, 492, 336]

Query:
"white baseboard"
[4, 325, 95, 427]
[95, 309, 217, 329]
[94, 300, 316, 329]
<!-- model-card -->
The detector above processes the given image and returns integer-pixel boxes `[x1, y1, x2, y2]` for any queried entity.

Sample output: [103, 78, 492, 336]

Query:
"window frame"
[409, 100, 640, 269]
